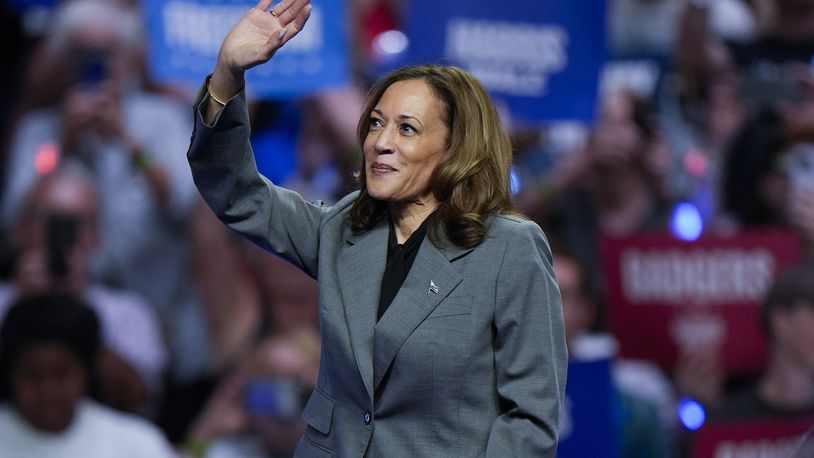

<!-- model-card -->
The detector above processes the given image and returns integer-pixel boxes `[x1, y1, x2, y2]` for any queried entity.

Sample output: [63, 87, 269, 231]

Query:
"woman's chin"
[366, 185, 391, 202]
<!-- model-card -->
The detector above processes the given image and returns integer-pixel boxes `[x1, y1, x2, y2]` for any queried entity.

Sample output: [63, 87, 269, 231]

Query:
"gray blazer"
[188, 85, 568, 457]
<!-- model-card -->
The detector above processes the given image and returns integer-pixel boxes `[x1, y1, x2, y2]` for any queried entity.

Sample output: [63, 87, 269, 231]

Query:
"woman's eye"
[400, 124, 416, 134]
[369, 118, 383, 128]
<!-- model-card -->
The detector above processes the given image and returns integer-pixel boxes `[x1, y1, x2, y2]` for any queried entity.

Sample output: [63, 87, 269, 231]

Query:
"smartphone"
[242, 377, 306, 419]
[75, 49, 110, 87]
[46, 212, 79, 280]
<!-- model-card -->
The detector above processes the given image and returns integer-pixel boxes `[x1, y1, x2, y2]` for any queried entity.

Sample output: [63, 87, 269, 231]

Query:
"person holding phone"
[1, 0, 211, 420]
[189, 0, 567, 456]
[0, 169, 168, 414]
[187, 330, 320, 457]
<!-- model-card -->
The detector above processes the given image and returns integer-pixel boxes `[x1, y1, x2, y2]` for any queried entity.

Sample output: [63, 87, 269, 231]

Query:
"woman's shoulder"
[483, 213, 552, 260]
[488, 213, 545, 238]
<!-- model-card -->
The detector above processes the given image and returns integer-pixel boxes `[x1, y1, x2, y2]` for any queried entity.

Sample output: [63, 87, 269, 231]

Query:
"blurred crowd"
[0, 0, 814, 457]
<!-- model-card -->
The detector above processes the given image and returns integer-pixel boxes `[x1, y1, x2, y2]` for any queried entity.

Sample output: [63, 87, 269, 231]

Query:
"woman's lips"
[371, 163, 397, 174]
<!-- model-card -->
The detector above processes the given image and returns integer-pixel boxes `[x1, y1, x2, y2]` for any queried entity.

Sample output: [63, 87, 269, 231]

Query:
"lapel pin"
[428, 280, 439, 294]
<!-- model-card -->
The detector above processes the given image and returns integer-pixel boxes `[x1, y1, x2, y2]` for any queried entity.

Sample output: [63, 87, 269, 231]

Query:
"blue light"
[671, 202, 703, 241]
[372, 30, 409, 56]
[677, 397, 706, 430]
[510, 167, 522, 196]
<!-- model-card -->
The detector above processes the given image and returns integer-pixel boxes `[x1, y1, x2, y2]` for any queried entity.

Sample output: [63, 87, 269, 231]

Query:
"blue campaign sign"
[404, 0, 606, 122]
[558, 357, 619, 457]
[143, 0, 350, 98]
[8, 0, 56, 13]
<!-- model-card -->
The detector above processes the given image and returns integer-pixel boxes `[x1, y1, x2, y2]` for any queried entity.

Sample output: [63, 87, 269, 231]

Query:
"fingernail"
[279, 28, 288, 39]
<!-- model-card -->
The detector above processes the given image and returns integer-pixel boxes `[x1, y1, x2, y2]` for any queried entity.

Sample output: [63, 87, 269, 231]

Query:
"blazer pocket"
[302, 387, 335, 451]
[297, 436, 333, 457]
[427, 295, 473, 319]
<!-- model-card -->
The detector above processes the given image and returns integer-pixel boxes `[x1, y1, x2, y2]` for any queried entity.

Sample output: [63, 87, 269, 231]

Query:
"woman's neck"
[388, 199, 438, 244]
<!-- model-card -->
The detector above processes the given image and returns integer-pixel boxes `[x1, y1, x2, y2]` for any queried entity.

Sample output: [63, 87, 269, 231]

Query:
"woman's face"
[363, 79, 449, 207]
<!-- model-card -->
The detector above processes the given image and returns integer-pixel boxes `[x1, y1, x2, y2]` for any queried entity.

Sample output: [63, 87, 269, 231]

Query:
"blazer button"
[363, 411, 371, 425]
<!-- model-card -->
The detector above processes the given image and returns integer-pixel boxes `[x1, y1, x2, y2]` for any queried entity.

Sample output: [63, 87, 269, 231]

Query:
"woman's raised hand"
[210, 0, 312, 99]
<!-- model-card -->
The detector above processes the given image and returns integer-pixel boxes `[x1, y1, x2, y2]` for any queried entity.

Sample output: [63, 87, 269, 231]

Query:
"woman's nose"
[373, 127, 395, 154]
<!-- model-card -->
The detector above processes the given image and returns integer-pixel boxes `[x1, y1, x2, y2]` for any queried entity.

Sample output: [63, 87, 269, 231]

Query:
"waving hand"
[210, 0, 312, 100]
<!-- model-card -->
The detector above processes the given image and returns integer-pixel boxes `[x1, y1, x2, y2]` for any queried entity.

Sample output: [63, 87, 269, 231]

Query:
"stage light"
[678, 397, 706, 431]
[373, 30, 408, 57]
[671, 202, 703, 241]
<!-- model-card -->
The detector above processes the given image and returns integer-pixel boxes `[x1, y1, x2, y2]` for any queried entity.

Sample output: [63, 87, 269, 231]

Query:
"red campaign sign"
[601, 229, 801, 374]
[692, 416, 814, 458]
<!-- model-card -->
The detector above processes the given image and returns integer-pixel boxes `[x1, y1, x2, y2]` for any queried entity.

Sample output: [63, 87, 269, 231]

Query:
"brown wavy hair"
[349, 65, 516, 248]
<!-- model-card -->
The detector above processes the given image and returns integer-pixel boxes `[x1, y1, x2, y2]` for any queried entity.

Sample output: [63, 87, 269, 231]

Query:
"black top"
[377, 214, 432, 322]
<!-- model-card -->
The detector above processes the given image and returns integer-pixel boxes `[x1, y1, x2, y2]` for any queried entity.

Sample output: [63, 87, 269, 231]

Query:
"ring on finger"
[270, 9, 278, 17]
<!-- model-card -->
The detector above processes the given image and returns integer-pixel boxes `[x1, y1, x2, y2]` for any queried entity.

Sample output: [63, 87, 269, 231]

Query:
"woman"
[188, 0, 567, 455]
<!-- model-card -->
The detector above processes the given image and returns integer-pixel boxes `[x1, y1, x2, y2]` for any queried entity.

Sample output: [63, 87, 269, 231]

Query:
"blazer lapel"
[372, 238, 471, 391]
[336, 220, 388, 401]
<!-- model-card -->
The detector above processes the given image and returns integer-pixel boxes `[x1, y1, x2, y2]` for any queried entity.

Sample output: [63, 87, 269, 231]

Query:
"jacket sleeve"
[186, 79, 327, 278]
[485, 219, 568, 457]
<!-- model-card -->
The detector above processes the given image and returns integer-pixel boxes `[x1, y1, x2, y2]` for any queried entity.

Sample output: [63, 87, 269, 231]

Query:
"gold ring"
[270, 9, 278, 17]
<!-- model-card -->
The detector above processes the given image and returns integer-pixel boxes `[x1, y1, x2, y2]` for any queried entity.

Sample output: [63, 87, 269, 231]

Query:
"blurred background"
[1, 0, 814, 456]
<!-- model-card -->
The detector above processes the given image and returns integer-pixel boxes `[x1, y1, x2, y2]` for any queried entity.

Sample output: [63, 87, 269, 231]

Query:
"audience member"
[0, 293, 175, 457]
[186, 329, 320, 458]
[188, 201, 263, 374]
[721, 106, 814, 255]
[245, 251, 319, 335]
[189, 205, 319, 373]
[0, 168, 167, 413]
[554, 245, 676, 458]
[679, 263, 814, 457]
[712, 263, 814, 420]
[520, 89, 674, 285]
[0, 0, 212, 399]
